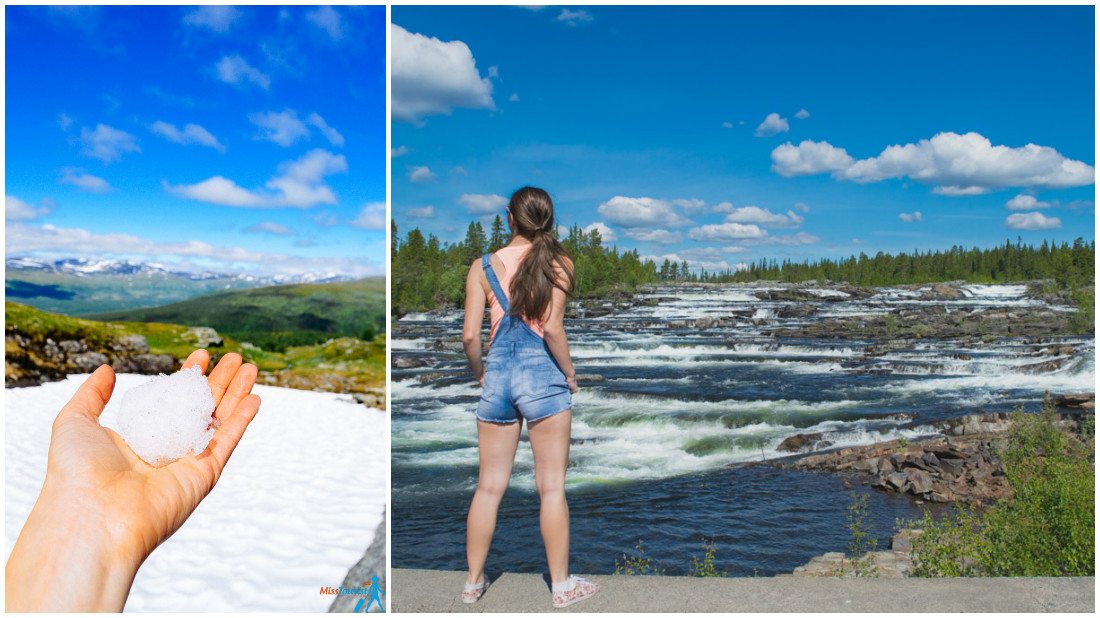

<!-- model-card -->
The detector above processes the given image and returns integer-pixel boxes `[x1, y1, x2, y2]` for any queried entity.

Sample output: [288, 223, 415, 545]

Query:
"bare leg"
[466, 420, 521, 585]
[528, 410, 572, 584]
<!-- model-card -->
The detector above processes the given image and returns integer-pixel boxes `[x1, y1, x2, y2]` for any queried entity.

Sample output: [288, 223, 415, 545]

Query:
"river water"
[391, 284, 1093, 576]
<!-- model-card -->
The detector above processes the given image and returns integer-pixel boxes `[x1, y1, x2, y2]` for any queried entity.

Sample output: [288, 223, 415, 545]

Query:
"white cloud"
[722, 206, 803, 228]
[307, 113, 345, 147]
[712, 202, 735, 213]
[487, 66, 499, 78]
[898, 211, 923, 223]
[743, 232, 820, 246]
[244, 221, 294, 236]
[1006, 194, 1052, 211]
[351, 202, 387, 230]
[754, 112, 789, 137]
[624, 228, 681, 245]
[249, 110, 310, 147]
[408, 166, 436, 183]
[265, 149, 348, 207]
[932, 185, 989, 196]
[721, 121, 734, 129]
[407, 206, 435, 218]
[583, 222, 616, 242]
[794, 202, 810, 213]
[307, 6, 343, 41]
[215, 55, 270, 90]
[6, 222, 381, 277]
[150, 121, 225, 152]
[557, 8, 593, 26]
[57, 113, 73, 131]
[722, 245, 746, 253]
[597, 196, 692, 228]
[391, 24, 495, 123]
[6, 196, 52, 221]
[166, 149, 347, 208]
[451, 166, 468, 176]
[183, 6, 241, 33]
[1006, 212, 1061, 230]
[795, 109, 810, 120]
[80, 123, 139, 164]
[688, 222, 767, 241]
[509, 93, 520, 102]
[775, 132, 1094, 193]
[392, 145, 409, 157]
[165, 176, 267, 207]
[458, 193, 507, 215]
[771, 140, 854, 176]
[59, 168, 110, 193]
[672, 198, 707, 213]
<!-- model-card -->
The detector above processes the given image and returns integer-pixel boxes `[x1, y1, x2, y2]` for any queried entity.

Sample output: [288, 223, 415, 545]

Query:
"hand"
[478, 375, 485, 387]
[566, 375, 579, 394]
[5, 350, 261, 612]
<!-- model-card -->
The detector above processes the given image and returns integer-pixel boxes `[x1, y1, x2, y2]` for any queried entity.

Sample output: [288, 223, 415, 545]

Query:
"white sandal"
[461, 577, 490, 604]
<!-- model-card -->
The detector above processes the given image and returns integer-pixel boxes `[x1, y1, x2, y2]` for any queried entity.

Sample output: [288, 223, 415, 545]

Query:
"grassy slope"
[5, 301, 385, 391]
[5, 270, 267, 315]
[89, 278, 386, 350]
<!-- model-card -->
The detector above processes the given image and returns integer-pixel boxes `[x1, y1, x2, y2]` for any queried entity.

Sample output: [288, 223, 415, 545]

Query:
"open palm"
[44, 350, 261, 562]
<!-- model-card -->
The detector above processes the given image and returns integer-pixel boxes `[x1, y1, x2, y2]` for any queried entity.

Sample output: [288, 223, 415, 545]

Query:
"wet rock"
[920, 283, 965, 300]
[777, 432, 825, 452]
[1052, 392, 1095, 410]
[777, 304, 817, 319]
[576, 373, 605, 383]
[392, 355, 427, 369]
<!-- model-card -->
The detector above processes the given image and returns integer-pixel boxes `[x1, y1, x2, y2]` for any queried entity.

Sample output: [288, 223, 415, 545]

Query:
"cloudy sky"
[6, 5, 386, 277]
[391, 5, 1094, 272]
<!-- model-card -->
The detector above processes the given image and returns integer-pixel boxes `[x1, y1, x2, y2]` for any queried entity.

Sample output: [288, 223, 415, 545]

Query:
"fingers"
[181, 349, 210, 374]
[205, 353, 243, 407]
[214, 362, 257, 422]
[208, 393, 261, 470]
[58, 364, 116, 421]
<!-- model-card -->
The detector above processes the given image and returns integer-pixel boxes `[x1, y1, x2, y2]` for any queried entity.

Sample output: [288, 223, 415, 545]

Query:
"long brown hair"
[507, 186, 575, 321]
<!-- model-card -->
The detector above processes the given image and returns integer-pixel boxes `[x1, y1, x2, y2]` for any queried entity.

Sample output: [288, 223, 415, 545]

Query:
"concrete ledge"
[392, 569, 1094, 613]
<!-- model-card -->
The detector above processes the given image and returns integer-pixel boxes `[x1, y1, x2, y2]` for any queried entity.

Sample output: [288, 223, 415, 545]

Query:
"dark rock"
[886, 472, 910, 491]
[112, 334, 150, 354]
[1052, 392, 1095, 410]
[907, 469, 934, 494]
[184, 326, 223, 348]
[392, 355, 426, 369]
[777, 432, 825, 452]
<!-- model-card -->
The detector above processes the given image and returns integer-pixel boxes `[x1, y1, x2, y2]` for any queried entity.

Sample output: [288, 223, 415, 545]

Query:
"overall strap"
[482, 253, 511, 313]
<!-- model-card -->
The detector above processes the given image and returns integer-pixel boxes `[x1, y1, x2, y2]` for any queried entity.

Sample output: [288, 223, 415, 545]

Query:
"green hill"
[91, 278, 386, 352]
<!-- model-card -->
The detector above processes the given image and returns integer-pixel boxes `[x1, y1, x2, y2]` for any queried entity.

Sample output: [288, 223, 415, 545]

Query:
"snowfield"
[5, 374, 387, 612]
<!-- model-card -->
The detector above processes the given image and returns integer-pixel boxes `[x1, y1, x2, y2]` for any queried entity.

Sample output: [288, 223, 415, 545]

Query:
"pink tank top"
[488, 244, 545, 341]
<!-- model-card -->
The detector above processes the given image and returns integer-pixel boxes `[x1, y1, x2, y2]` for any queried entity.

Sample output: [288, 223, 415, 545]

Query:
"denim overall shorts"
[476, 253, 573, 424]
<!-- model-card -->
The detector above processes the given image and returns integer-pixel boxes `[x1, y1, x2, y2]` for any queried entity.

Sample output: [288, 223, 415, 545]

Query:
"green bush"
[841, 493, 879, 577]
[688, 539, 727, 577]
[613, 541, 664, 576]
[909, 399, 1094, 576]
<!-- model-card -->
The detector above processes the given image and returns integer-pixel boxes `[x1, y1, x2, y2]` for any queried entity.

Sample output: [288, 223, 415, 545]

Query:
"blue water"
[391, 284, 1093, 575]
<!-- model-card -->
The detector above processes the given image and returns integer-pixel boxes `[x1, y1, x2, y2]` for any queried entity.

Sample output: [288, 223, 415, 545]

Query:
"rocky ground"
[5, 332, 176, 387]
[772, 406, 1093, 505]
[329, 515, 387, 613]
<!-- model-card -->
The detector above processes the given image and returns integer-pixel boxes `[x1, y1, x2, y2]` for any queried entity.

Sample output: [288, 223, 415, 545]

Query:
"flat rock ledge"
[783, 530, 922, 578]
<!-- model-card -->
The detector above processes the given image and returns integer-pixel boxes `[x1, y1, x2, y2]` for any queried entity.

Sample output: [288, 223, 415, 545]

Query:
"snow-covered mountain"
[5, 257, 348, 284]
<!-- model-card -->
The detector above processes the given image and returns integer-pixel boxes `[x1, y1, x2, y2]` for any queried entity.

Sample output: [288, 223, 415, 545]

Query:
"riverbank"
[391, 569, 1094, 613]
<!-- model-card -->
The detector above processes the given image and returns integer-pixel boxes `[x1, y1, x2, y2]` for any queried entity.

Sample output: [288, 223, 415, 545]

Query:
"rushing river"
[391, 284, 1093, 576]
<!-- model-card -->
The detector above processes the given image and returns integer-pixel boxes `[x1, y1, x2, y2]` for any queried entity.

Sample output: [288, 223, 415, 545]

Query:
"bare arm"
[462, 260, 487, 385]
[542, 258, 578, 393]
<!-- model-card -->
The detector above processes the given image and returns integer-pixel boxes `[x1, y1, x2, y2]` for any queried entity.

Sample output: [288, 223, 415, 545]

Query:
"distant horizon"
[392, 5, 1095, 273]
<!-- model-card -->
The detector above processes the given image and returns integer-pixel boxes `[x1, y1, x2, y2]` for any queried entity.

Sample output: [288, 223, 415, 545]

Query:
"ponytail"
[506, 187, 575, 321]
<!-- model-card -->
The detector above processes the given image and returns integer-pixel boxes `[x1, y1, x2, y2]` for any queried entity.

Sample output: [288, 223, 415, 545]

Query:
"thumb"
[59, 364, 116, 422]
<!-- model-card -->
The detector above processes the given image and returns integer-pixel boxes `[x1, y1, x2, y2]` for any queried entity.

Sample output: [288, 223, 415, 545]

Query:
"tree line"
[392, 216, 1094, 316]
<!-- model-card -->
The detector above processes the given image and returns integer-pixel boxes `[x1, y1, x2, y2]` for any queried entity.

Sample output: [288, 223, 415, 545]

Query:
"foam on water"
[116, 366, 217, 466]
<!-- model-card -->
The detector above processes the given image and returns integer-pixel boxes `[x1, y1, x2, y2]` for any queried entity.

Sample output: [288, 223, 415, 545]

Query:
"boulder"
[184, 326, 223, 348]
[68, 352, 109, 372]
[777, 432, 825, 452]
[1052, 392, 1095, 410]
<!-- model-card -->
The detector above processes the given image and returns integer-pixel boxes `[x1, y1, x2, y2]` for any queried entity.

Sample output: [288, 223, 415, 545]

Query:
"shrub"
[613, 541, 664, 576]
[840, 492, 879, 577]
[689, 539, 727, 577]
[909, 399, 1094, 576]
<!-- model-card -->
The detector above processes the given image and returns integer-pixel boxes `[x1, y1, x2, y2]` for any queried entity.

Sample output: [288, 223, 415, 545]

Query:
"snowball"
[116, 366, 219, 466]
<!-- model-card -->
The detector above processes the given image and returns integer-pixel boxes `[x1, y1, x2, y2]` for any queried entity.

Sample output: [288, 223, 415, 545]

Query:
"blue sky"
[392, 5, 1095, 273]
[6, 5, 386, 277]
